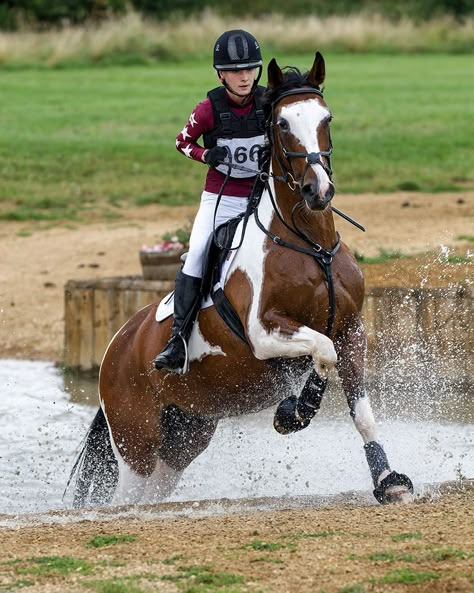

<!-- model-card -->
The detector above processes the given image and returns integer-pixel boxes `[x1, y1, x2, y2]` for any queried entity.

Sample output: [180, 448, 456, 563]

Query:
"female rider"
[153, 29, 266, 374]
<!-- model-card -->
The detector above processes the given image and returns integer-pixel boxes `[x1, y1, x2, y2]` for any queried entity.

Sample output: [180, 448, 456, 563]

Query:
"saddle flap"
[200, 214, 244, 298]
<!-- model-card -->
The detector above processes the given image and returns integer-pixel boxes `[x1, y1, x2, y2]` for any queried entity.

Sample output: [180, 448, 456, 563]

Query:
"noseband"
[268, 88, 333, 191]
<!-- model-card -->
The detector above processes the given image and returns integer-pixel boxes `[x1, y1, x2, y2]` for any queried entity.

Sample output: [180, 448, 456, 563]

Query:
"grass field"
[0, 53, 473, 221]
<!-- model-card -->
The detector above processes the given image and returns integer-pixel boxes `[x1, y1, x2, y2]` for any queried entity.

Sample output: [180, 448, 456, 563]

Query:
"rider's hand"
[204, 146, 228, 169]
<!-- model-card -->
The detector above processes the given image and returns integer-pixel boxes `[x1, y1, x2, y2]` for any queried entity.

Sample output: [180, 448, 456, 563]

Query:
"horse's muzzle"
[302, 182, 335, 211]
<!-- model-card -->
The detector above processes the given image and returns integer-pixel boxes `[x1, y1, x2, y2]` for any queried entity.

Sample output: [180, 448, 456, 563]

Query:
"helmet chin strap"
[219, 66, 263, 105]
[222, 80, 252, 104]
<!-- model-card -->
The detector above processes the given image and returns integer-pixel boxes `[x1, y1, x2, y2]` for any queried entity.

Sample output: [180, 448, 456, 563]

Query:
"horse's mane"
[262, 67, 321, 122]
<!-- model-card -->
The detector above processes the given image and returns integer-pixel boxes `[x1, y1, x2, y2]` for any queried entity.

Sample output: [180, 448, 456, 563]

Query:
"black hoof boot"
[273, 396, 312, 435]
[153, 338, 186, 373]
[373, 471, 414, 505]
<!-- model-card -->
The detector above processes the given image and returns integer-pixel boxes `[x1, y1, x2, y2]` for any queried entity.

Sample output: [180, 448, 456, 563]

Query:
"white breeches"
[182, 191, 248, 278]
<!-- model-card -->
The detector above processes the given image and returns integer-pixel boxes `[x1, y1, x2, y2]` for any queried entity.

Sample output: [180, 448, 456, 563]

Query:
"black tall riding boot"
[153, 271, 202, 374]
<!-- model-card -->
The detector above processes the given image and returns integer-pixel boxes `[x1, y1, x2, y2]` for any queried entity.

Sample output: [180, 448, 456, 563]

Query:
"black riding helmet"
[213, 29, 263, 95]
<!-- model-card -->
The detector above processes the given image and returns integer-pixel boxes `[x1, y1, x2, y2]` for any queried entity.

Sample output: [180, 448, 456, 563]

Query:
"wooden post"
[64, 276, 174, 371]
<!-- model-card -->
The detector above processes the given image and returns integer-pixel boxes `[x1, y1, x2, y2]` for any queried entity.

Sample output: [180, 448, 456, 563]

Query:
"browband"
[271, 87, 324, 109]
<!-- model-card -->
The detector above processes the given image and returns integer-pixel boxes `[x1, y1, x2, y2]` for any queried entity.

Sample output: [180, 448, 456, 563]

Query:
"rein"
[212, 86, 364, 338]
[258, 86, 342, 337]
[269, 88, 333, 189]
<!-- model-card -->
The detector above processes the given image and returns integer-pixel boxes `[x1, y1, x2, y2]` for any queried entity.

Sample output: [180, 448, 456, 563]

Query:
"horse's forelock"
[262, 66, 320, 120]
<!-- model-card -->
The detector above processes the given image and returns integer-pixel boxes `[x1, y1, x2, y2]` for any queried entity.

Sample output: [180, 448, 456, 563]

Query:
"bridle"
[267, 88, 333, 192]
[213, 86, 364, 336]
[251, 87, 341, 336]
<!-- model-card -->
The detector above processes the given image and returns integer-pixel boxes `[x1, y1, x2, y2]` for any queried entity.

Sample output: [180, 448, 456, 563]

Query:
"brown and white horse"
[71, 53, 413, 507]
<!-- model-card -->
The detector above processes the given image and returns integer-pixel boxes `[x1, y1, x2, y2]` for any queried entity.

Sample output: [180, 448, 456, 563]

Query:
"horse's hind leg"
[112, 457, 182, 506]
[335, 320, 414, 504]
[139, 405, 218, 505]
[111, 405, 218, 506]
[157, 404, 218, 476]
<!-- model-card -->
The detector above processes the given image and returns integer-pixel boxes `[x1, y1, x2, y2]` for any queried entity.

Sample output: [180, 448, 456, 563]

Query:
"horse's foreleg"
[252, 313, 335, 435]
[274, 369, 327, 434]
[250, 312, 338, 377]
[336, 319, 414, 504]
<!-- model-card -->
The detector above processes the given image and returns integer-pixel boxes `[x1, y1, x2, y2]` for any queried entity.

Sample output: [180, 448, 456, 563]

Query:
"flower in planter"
[141, 227, 190, 253]
[141, 241, 186, 253]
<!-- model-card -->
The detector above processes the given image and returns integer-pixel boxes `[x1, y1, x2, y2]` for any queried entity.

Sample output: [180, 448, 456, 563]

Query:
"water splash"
[0, 359, 472, 516]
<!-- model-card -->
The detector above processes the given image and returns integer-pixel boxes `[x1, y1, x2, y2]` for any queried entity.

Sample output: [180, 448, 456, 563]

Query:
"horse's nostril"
[302, 183, 317, 199]
[325, 185, 335, 202]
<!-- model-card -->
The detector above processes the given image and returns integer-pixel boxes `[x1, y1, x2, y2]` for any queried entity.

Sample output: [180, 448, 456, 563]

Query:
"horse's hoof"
[373, 471, 414, 505]
[273, 396, 311, 435]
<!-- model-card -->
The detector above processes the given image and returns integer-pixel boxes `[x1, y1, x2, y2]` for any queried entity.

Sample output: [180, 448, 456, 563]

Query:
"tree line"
[1, 0, 472, 30]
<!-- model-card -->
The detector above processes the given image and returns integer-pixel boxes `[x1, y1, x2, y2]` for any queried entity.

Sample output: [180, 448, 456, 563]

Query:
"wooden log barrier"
[64, 276, 174, 371]
[64, 279, 473, 378]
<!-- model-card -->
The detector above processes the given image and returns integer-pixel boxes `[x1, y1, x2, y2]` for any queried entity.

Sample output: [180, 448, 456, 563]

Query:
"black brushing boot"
[153, 271, 202, 374]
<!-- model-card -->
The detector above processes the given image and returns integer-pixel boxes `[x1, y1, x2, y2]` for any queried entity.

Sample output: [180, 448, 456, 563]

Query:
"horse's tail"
[67, 407, 119, 508]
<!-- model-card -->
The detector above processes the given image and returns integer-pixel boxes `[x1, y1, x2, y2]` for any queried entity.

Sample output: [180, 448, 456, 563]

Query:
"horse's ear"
[267, 58, 284, 89]
[307, 51, 325, 88]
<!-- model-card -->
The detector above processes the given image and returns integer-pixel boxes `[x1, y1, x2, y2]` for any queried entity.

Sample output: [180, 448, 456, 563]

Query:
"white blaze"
[279, 99, 332, 193]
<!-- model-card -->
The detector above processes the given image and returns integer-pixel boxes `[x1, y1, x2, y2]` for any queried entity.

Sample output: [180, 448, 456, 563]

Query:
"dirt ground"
[0, 191, 473, 593]
[0, 486, 473, 593]
[0, 191, 472, 362]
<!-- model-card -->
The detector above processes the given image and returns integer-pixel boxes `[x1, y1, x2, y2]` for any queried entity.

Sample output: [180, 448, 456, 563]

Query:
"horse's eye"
[277, 118, 290, 132]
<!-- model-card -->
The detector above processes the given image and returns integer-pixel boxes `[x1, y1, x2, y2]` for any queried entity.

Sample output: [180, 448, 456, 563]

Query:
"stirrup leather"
[176, 332, 190, 375]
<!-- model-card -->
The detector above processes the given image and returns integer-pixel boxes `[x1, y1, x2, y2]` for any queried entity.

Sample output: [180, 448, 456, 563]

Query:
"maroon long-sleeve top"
[175, 93, 258, 198]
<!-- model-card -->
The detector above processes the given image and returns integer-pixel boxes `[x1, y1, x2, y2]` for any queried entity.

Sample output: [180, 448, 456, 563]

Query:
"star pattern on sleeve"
[182, 144, 193, 159]
[180, 125, 191, 141]
[189, 112, 197, 127]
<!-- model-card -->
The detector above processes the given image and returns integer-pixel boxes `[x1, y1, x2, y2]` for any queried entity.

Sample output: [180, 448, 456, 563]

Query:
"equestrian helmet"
[213, 30, 262, 71]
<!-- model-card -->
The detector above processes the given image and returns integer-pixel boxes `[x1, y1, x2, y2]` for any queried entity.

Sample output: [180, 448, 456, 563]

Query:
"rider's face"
[219, 68, 257, 99]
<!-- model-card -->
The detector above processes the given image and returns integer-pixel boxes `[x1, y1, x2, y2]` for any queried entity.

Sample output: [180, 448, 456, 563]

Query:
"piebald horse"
[71, 53, 413, 507]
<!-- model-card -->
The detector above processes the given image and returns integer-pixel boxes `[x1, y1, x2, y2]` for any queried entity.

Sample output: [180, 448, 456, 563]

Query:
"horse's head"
[264, 52, 334, 211]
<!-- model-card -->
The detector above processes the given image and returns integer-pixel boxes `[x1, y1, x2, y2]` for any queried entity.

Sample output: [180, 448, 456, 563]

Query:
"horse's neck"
[260, 175, 338, 250]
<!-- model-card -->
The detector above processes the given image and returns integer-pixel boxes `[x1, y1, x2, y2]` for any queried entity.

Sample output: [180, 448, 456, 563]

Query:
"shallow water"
[0, 359, 472, 516]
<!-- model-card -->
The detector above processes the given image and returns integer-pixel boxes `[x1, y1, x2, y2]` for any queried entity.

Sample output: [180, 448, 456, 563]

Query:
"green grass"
[427, 548, 470, 561]
[240, 537, 298, 553]
[10, 556, 95, 576]
[249, 555, 283, 563]
[161, 564, 246, 592]
[376, 567, 439, 584]
[338, 585, 367, 593]
[0, 53, 472, 222]
[354, 249, 408, 264]
[391, 531, 423, 542]
[86, 534, 137, 548]
[240, 539, 286, 551]
[292, 530, 335, 539]
[457, 235, 474, 242]
[368, 550, 418, 562]
[162, 554, 189, 565]
[85, 579, 147, 593]
[0, 578, 34, 590]
[446, 255, 472, 263]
